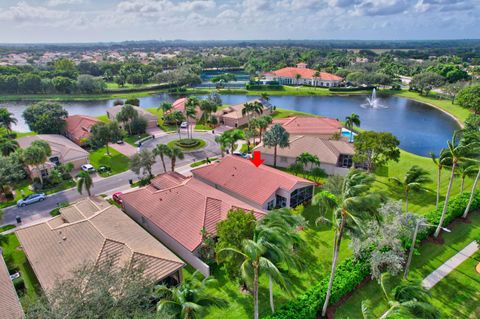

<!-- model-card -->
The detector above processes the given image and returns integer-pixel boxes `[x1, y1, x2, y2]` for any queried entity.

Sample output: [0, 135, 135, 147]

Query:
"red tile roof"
[191, 156, 314, 206]
[121, 175, 264, 251]
[64, 115, 101, 144]
[172, 98, 187, 112]
[273, 116, 342, 135]
[270, 67, 342, 81]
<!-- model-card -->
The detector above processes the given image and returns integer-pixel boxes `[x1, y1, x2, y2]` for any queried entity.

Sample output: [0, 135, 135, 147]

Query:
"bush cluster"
[264, 190, 480, 319]
[176, 139, 201, 148]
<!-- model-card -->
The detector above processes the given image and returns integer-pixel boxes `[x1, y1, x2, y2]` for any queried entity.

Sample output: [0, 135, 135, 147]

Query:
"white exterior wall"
[122, 201, 211, 277]
[261, 153, 350, 176]
[265, 74, 341, 87]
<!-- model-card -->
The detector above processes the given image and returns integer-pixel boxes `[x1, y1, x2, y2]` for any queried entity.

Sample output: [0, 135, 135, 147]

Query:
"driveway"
[109, 142, 138, 157]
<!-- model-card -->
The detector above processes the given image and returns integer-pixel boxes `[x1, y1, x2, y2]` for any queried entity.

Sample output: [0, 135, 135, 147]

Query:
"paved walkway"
[109, 142, 137, 157]
[422, 241, 479, 289]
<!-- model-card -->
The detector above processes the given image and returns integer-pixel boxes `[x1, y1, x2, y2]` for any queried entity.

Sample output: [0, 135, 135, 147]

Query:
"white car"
[180, 121, 188, 129]
[81, 164, 96, 173]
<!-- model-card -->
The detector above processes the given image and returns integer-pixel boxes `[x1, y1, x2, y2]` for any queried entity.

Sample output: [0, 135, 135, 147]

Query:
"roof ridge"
[131, 251, 184, 266]
[283, 117, 297, 126]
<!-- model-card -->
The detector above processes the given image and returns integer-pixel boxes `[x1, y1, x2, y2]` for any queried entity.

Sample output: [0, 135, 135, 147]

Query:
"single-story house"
[191, 155, 315, 210]
[16, 197, 185, 292]
[63, 115, 101, 146]
[254, 135, 355, 175]
[0, 251, 24, 319]
[121, 172, 265, 277]
[168, 98, 203, 122]
[16, 134, 89, 179]
[272, 116, 342, 138]
[106, 105, 158, 129]
[263, 63, 343, 87]
[214, 99, 272, 127]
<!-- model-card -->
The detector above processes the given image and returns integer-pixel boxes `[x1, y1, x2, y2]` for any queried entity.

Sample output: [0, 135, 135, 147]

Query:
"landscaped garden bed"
[167, 138, 206, 151]
[88, 147, 130, 177]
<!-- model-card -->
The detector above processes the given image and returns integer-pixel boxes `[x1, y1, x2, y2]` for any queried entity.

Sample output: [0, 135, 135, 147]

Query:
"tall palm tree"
[389, 165, 431, 213]
[463, 166, 480, 218]
[23, 145, 48, 185]
[0, 108, 18, 133]
[76, 171, 93, 196]
[158, 101, 172, 116]
[218, 227, 286, 319]
[430, 150, 448, 209]
[345, 113, 360, 143]
[434, 131, 473, 238]
[167, 146, 184, 172]
[116, 104, 138, 136]
[263, 124, 290, 168]
[257, 115, 272, 143]
[295, 73, 301, 86]
[155, 271, 226, 319]
[215, 134, 230, 157]
[455, 161, 477, 193]
[296, 152, 315, 170]
[0, 138, 18, 156]
[314, 169, 381, 317]
[153, 144, 170, 173]
[185, 105, 197, 139]
[199, 99, 218, 125]
[258, 209, 306, 313]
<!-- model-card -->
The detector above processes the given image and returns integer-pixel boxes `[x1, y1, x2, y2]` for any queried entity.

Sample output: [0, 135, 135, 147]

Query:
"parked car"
[17, 193, 47, 207]
[180, 121, 188, 129]
[233, 151, 248, 159]
[81, 164, 96, 173]
[117, 140, 124, 144]
[112, 192, 123, 205]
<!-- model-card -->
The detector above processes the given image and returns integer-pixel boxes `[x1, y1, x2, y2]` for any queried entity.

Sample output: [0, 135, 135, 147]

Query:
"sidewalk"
[422, 240, 479, 289]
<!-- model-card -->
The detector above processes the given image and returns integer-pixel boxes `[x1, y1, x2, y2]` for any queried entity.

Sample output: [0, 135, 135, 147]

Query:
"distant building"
[16, 197, 184, 292]
[0, 251, 23, 319]
[106, 105, 158, 129]
[263, 63, 343, 87]
[192, 156, 315, 210]
[121, 172, 265, 277]
[213, 99, 272, 127]
[16, 135, 89, 179]
[64, 115, 101, 146]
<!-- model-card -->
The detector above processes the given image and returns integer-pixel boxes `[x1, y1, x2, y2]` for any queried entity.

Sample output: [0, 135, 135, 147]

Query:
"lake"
[0, 93, 459, 156]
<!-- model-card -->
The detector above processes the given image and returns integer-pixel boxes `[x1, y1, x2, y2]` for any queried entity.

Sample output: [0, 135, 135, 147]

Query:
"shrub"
[13, 277, 25, 293]
[125, 98, 140, 106]
[176, 139, 200, 148]
[329, 86, 375, 92]
[264, 257, 369, 319]
[130, 117, 147, 135]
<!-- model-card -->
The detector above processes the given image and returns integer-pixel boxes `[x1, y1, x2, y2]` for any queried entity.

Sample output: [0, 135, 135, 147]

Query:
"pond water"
[1, 93, 459, 156]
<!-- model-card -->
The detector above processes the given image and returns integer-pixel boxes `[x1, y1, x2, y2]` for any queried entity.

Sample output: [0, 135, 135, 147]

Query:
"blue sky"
[0, 0, 479, 43]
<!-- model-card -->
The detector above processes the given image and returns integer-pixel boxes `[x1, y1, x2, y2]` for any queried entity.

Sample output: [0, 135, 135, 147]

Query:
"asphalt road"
[1, 132, 221, 227]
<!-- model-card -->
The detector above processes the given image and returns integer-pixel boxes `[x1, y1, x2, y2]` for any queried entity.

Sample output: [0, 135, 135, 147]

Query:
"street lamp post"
[404, 221, 451, 279]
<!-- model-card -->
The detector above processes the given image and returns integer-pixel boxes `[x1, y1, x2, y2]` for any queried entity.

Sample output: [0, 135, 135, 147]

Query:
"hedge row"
[329, 86, 376, 92]
[246, 84, 283, 90]
[264, 190, 480, 319]
[264, 257, 369, 319]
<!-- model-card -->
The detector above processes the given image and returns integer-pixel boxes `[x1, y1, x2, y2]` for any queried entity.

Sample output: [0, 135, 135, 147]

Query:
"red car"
[112, 192, 123, 205]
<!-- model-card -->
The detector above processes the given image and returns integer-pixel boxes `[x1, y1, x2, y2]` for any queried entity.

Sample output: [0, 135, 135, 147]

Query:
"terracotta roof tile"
[0, 253, 23, 319]
[273, 116, 342, 136]
[121, 176, 265, 251]
[64, 115, 101, 143]
[270, 67, 343, 81]
[191, 156, 314, 206]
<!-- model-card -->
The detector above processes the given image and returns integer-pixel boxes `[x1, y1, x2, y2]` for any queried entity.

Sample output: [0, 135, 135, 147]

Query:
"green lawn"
[167, 138, 207, 151]
[336, 211, 480, 318]
[272, 108, 319, 119]
[96, 114, 110, 123]
[0, 233, 41, 301]
[203, 204, 351, 319]
[190, 157, 218, 168]
[88, 147, 130, 177]
[124, 133, 150, 146]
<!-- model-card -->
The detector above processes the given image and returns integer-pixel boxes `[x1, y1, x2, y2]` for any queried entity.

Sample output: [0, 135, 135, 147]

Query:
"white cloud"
[47, 0, 84, 6]
[0, 1, 69, 23]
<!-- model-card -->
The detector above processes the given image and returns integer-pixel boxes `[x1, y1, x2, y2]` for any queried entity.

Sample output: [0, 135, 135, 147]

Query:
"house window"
[40, 169, 49, 178]
[267, 199, 275, 210]
[275, 195, 287, 208]
[289, 186, 314, 208]
[280, 156, 288, 163]
[338, 155, 353, 168]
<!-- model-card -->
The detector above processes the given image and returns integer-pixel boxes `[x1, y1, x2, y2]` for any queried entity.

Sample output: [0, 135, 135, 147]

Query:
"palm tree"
[0, 108, 18, 133]
[0, 138, 18, 156]
[76, 171, 93, 196]
[463, 166, 480, 218]
[434, 131, 473, 238]
[199, 99, 218, 125]
[258, 209, 306, 313]
[153, 144, 170, 173]
[263, 124, 290, 168]
[23, 145, 48, 185]
[242, 101, 264, 123]
[116, 104, 138, 136]
[430, 150, 448, 209]
[389, 165, 431, 213]
[314, 169, 381, 317]
[155, 271, 226, 319]
[167, 146, 184, 172]
[455, 162, 477, 193]
[218, 227, 286, 319]
[296, 152, 314, 170]
[158, 101, 172, 116]
[345, 113, 360, 143]
[215, 134, 230, 157]
[185, 105, 197, 139]
[257, 115, 272, 143]
[375, 277, 440, 319]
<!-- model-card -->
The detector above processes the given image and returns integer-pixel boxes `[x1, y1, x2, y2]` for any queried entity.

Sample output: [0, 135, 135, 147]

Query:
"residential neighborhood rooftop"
[16, 197, 184, 291]
[64, 115, 101, 145]
[191, 156, 314, 206]
[121, 174, 265, 252]
[0, 252, 23, 319]
[273, 116, 342, 136]
[16, 134, 89, 163]
[269, 66, 343, 81]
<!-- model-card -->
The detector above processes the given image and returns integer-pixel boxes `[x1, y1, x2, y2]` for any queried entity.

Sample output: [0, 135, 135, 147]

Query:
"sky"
[0, 0, 479, 43]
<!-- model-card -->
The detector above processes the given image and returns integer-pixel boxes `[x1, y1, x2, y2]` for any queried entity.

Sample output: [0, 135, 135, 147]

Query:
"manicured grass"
[335, 211, 480, 319]
[167, 138, 207, 151]
[190, 157, 218, 168]
[96, 114, 110, 123]
[272, 108, 320, 119]
[0, 224, 15, 232]
[186, 86, 376, 97]
[14, 131, 37, 138]
[0, 233, 41, 300]
[145, 107, 178, 132]
[88, 147, 130, 177]
[0, 90, 164, 102]
[124, 133, 150, 146]
[195, 123, 212, 130]
[203, 204, 351, 319]
[394, 90, 471, 124]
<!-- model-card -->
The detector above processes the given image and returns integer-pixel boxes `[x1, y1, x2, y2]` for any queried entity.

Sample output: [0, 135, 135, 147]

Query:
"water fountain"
[362, 88, 386, 109]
